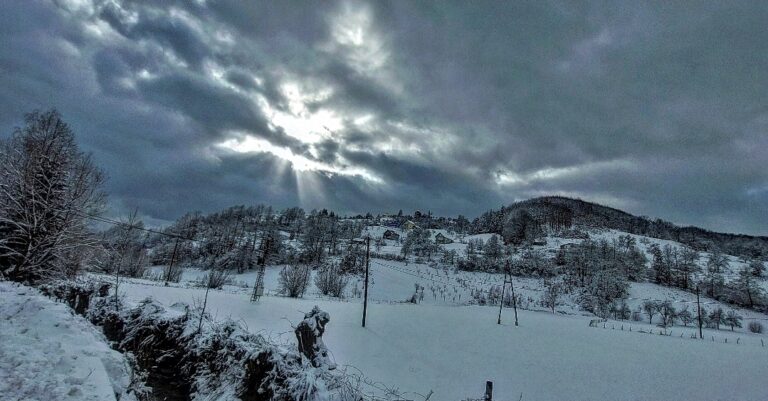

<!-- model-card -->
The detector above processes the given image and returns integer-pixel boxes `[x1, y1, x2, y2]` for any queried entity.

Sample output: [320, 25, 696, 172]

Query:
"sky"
[1, 0, 767, 235]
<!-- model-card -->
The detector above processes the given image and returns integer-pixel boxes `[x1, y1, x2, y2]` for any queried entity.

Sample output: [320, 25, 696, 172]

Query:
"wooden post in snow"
[484, 381, 493, 401]
[362, 236, 371, 327]
[696, 285, 703, 339]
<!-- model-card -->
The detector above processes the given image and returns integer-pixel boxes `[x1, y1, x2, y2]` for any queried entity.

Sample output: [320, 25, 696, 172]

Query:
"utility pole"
[362, 235, 371, 327]
[509, 268, 519, 327]
[696, 284, 703, 339]
[498, 260, 510, 325]
[497, 271, 507, 325]
[251, 236, 270, 302]
[497, 261, 518, 326]
[164, 236, 180, 286]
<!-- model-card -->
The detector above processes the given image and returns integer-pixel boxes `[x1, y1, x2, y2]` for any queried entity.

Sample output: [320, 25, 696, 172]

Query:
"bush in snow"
[279, 264, 311, 298]
[314, 262, 348, 298]
[197, 267, 232, 289]
[748, 321, 763, 333]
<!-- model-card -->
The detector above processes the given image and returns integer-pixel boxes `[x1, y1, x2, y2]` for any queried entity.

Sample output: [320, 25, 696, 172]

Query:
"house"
[434, 233, 453, 244]
[402, 220, 419, 230]
[383, 229, 400, 241]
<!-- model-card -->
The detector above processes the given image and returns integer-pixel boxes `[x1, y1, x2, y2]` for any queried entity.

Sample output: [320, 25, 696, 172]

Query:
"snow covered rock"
[295, 306, 336, 370]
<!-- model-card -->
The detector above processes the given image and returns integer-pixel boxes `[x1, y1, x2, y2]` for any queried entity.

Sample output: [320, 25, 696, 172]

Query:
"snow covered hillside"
[0, 281, 138, 401]
[90, 219, 768, 400]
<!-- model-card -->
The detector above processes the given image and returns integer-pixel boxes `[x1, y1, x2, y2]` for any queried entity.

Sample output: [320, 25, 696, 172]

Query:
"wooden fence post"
[484, 381, 493, 401]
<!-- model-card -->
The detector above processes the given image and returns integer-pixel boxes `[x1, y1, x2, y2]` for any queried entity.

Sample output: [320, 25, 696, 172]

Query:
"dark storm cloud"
[0, 0, 766, 234]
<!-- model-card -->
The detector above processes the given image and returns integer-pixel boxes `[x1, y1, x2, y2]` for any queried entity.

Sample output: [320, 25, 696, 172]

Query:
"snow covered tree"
[656, 300, 677, 328]
[643, 301, 659, 325]
[708, 307, 726, 330]
[675, 247, 699, 290]
[724, 310, 742, 331]
[731, 266, 763, 308]
[618, 301, 632, 320]
[620, 246, 648, 282]
[482, 234, 503, 267]
[704, 251, 728, 299]
[0, 110, 105, 282]
[102, 210, 148, 279]
[540, 279, 563, 313]
[704, 250, 728, 299]
[401, 227, 436, 259]
[580, 268, 629, 317]
[441, 249, 458, 266]
[649, 245, 670, 285]
[279, 264, 311, 297]
[677, 307, 694, 326]
[502, 210, 542, 245]
[314, 261, 348, 298]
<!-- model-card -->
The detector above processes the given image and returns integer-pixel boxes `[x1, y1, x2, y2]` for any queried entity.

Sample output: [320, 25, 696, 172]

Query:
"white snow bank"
[0, 281, 138, 401]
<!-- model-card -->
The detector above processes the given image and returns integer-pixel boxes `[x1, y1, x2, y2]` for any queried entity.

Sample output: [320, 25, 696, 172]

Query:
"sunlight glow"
[217, 134, 383, 184]
[253, 82, 344, 144]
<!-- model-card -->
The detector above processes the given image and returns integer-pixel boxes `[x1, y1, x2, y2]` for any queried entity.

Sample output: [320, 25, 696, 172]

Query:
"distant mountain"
[477, 196, 768, 259]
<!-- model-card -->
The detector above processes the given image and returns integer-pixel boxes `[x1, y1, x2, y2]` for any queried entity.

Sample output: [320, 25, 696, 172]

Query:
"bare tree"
[279, 264, 311, 297]
[677, 307, 694, 326]
[314, 261, 348, 298]
[0, 110, 105, 282]
[656, 300, 677, 328]
[643, 301, 659, 325]
[724, 310, 742, 331]
[540, 279, 562, 313]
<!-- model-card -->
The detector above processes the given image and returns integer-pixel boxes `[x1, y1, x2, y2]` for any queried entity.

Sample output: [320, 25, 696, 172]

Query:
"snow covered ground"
[106, 260, 768, 401]
[0, 281, 138, 401]
[115, 281, 768, 401]
[83, 224, 768, 400]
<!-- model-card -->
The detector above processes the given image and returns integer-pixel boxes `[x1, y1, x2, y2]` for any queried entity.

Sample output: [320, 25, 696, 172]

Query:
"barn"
[434, 233, 453, 244]
[383, 229, 400, 241]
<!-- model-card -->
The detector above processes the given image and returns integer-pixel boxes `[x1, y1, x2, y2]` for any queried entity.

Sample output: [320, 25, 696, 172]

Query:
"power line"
[370, 260, 458, 288]
[75, 210, 191, 240]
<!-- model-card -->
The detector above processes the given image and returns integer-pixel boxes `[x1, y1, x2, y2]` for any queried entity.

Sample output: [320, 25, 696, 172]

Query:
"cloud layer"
[1, 0, 766, 234]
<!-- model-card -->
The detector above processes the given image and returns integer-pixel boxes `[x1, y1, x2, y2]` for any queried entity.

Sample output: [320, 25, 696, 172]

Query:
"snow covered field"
[110, 263, 768, 401]
[0, 282, 137, 401]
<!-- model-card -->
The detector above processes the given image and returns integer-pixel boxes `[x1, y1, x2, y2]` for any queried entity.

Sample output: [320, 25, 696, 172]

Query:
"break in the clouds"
[1, 0, 767, 234]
